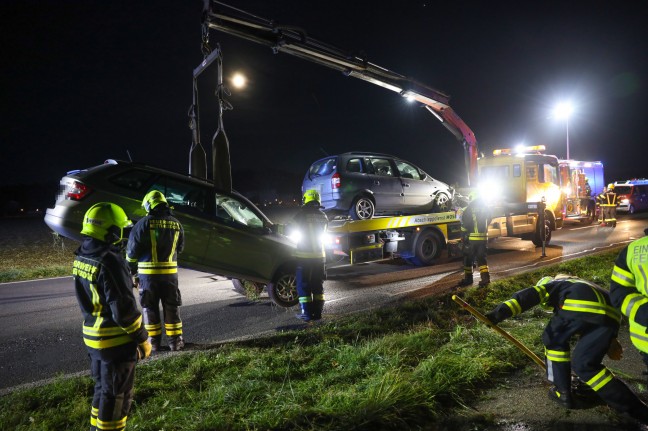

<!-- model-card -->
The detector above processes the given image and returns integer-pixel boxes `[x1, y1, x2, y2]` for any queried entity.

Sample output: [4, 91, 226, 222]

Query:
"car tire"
[433, 193, 451, 212]
[267, 270, 298, 307]
[350, 196, 375, 220]
[409, 230, 441, 266]
[532, 215, 552, 247]
[232, 279, 265, 297]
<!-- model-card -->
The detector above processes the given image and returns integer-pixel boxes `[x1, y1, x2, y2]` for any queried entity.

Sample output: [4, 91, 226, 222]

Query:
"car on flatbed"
[44, 159, 299, 307]
[302, 152, 454, 220]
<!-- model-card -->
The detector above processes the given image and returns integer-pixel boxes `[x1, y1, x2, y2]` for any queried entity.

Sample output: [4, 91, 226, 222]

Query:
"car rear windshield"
[309, 158, 336, 177]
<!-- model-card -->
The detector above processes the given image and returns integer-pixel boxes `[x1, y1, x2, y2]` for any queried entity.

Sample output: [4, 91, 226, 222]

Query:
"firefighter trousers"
[88, 344, 137, 431]
[542, 316, 647, 415]
[462, 239, 488, 276]
[139, 275, 183, 341]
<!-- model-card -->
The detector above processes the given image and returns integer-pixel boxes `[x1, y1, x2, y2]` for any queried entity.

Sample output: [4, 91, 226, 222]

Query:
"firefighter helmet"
[142, 190, 168, 213]
[80, 202, 132, 244]
[536, 275, 554, 288]
[607, 183, 615, 191]
[303, 189, 321, 205]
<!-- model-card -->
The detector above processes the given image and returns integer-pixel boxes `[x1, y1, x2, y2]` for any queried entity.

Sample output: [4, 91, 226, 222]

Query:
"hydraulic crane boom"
[201, 1, 479, 186]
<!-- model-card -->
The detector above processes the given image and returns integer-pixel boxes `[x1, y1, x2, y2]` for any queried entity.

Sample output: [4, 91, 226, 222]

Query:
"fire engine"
[558, 159, 605, 224]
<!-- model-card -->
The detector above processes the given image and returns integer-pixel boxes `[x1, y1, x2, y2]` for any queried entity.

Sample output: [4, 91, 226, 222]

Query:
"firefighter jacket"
[610, 235, 648, 353]
[597, 191, 618, 207]
[126, 206, 184, 277]
[488, 277, 621, 328]
[73, 238, 148, 350]
[460, 198, 491, 241]
[290, 202, 328, 260]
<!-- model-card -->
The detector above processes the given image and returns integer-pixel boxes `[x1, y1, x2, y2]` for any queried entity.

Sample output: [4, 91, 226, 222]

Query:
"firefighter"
[458, 191, 491, 287]
[73, 203, 151, 431]
[485, 274, 648, 423]
[127, 190, 185, 351]
[597, 184, 618, 226]
[610, 227, 648, 379]
[289, 189, 329, 322]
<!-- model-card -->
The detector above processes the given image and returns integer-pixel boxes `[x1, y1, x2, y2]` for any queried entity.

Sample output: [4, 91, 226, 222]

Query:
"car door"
[394, 159, 434, 212]
[201, 192, 292, 283]
[364, 156, 403, 211]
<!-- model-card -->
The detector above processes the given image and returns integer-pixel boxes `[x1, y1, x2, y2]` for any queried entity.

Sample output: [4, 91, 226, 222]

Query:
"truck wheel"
[532, 217, 552, 247]
[267, 270, 298, 307]
[410, 230, 441, 266]
[433, 193, 451, 212]
[350, 196, 375, 220]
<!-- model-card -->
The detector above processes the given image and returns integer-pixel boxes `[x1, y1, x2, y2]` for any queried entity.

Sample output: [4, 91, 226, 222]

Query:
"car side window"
[368, 157, 394, 177]
[109, 169, 155, 193]
[346, 158, 363, 173]
[214, 193, 264, 230]
[395, 160, 423, 180]
[146, 177, 212, 214]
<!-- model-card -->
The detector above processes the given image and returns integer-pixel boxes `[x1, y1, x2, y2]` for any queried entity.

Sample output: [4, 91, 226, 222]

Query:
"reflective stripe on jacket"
[290, 203, 328, 259]
[73, 239, 147, 350]
[493, 277, 620, 327]
[460, 198, 490, 241]
[126, 209, 184, 276]
[610, 236, 648, 352]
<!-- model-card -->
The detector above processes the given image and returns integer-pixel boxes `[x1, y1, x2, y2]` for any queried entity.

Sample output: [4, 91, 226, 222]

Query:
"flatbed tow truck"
[197, 3, 563, 268]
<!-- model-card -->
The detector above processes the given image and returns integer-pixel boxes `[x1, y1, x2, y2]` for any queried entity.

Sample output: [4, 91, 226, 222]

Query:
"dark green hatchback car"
[44, 160, 299, 307]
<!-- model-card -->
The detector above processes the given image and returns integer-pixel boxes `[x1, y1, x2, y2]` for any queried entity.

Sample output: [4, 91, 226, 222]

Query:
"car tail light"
[331, 172, 341, 189]
[66, 180, 91, 201]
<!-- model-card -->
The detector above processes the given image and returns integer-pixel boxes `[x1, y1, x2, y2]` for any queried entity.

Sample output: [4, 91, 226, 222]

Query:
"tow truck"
[195, 3, 561, 266]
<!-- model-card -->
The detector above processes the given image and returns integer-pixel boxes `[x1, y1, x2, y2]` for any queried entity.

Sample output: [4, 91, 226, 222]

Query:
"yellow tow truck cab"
[476, 145, 562, 245]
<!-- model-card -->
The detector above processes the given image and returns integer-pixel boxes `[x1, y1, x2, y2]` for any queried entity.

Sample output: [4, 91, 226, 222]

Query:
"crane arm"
[202, 1, 478, 185]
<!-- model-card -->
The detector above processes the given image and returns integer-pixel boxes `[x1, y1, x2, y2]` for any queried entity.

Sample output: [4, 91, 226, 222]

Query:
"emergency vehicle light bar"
[493, 145, 546, 156]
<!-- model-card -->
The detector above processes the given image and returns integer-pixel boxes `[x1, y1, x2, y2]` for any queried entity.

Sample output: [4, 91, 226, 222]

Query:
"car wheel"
[232, 279, 265, 298]
[267, 270, 298, 307]
[350, 196, 375, 220]
[629, 204, 635, 214]
[409, 230, 441, 266]
[532, 215, 552, 247]
[433, 193, 451, 212]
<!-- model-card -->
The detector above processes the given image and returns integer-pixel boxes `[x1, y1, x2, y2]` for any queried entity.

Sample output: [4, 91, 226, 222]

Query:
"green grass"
[0, 250, 626, 430]
[0, 219, 76, 282]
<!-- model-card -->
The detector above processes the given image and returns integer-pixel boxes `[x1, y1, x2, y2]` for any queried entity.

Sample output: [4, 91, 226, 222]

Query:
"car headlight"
[621, 198, 629, 204]
[287, 230, 302, 244]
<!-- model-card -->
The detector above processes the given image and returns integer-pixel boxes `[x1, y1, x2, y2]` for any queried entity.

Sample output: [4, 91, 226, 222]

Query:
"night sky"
[2, 1, 646, 196]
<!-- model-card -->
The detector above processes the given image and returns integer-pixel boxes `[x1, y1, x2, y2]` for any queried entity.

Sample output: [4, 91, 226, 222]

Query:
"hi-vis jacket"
[73, 238, 148, 350]
[597, 191, 618, 207]
[127, 208, 184, 277]
[489, 277, 621, 328]
[460, 198, 491, 241]
[290, 203, 328, 260]
[610, 235, 648, 353]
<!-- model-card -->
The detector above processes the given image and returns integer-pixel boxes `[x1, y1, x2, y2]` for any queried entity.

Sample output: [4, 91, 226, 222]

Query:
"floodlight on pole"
[552, 102, 574, 160]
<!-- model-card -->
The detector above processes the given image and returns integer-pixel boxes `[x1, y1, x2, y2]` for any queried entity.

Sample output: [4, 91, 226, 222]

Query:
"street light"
[552, 102, 574, 159]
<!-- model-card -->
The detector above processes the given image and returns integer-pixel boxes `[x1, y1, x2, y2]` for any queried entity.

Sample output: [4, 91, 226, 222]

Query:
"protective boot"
[296, 301, 312, 322]
[148, 336, 161, 352]
[458, 274, 473, 287]
[168, 336, 185, 352]
[478, 272, 491, 287]
[311, 300, 325, 321]
[548, 386, 573, 409]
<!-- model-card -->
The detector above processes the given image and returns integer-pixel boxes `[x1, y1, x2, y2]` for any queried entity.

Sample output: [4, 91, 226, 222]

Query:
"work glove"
[137, 340, 152, 360]
[606, 337, 623, 361]
[484, 310, 501, 325]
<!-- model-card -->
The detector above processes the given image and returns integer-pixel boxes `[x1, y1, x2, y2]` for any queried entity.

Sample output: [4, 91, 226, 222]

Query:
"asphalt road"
[1, 212, 647, 395]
